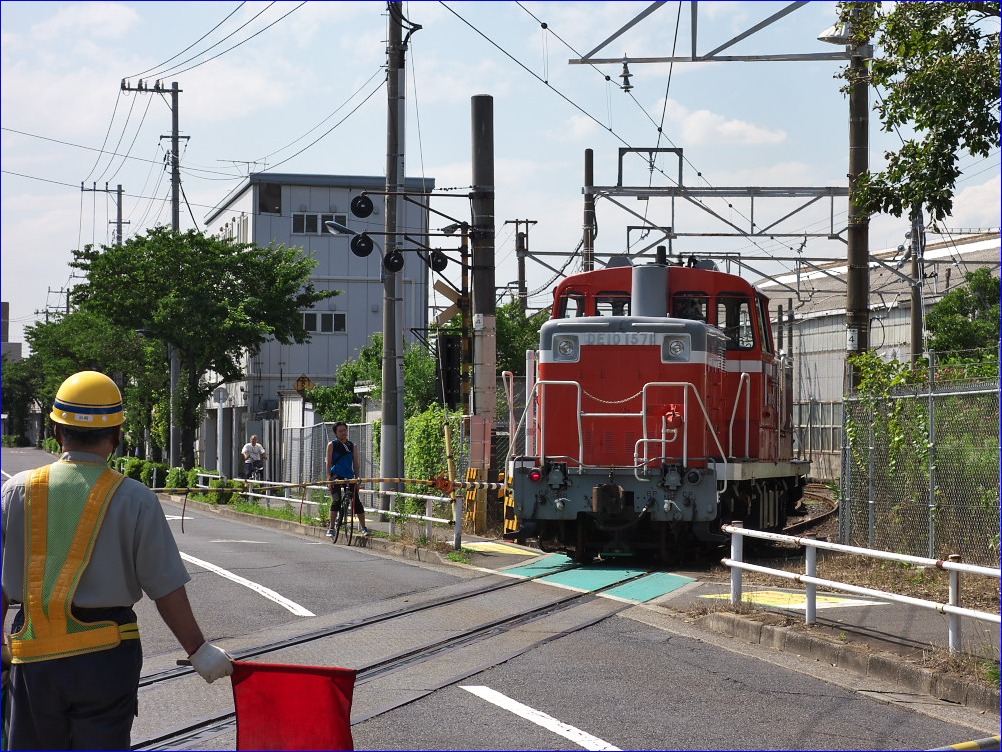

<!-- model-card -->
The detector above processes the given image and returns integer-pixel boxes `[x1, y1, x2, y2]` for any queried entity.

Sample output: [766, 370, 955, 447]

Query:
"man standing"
[1, 371, 232, 750]
[241, 434, 267, 479]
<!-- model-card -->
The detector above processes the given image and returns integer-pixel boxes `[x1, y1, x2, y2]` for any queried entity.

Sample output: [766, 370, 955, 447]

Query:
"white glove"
[189, 641, 234, 683]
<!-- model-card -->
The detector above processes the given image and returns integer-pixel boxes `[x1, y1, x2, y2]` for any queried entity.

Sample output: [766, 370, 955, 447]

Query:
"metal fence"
[841, 378, 1000, 566]
[282, 422, 378, 487]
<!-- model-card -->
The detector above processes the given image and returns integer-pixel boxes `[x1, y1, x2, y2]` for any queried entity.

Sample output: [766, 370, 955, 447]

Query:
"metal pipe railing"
[723, 522, 1001, 653]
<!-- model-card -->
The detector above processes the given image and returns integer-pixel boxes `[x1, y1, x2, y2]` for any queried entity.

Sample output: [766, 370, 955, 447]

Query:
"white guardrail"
[722, 522, 1001, 653]
[192, 474, 466, 549]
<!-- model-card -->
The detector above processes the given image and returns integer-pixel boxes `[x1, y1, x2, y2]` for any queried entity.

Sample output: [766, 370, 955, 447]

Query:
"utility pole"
[583, 148, 596, 271]
[503, 219, 536, 312]
[844, 9, 872, 391]
[382, 1, 408, 505]
[81, 183, 129, 245]
[471, 95, 497, 426]
[121, 78, 184, 467]
[910, 204, 925, 366]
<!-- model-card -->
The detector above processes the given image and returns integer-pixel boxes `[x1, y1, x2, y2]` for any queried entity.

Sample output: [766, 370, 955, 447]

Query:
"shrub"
[43, 437, 60, 454]
[208, 479, 232, 504]
[166, 466, 188, 489]
[122, 458, 144, 482]
[140, 461, 170, 488]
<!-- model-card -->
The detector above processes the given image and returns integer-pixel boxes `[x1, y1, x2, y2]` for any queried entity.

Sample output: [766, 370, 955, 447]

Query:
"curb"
[165, 495, 454, 566]
[697, 612, 1001, 716]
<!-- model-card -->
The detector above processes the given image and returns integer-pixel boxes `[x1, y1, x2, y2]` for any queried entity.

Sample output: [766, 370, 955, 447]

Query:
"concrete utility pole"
[910, 204, 925, 366]
[382, 2, 407, 504]
[844, 12, 871, 391]
[80, 183, 129, 245]
[583, 148, 596, 271]
[471, 94, 497, 427]
[120, 78, 184, 467]
[503, 219, 537, 312]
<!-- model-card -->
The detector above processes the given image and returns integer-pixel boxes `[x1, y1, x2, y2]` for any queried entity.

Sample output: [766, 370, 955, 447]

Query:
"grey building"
[199, 173, 435, 477]
[758, 231, 1001, 480]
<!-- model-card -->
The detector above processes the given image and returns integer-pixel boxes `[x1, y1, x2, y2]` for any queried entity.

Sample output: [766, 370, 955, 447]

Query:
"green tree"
[1, 354, 44, 441]
[495, 299, 549, 377]
[925, 267, 1001, 354]
[839, 2, 1001, 220]
[308, 333, 441, 423]
[23, 309, 150, 445]
[70, 227, 335, 468]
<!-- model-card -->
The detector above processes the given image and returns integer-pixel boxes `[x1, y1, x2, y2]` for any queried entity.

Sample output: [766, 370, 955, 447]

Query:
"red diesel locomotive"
[506, 254, 809, 563]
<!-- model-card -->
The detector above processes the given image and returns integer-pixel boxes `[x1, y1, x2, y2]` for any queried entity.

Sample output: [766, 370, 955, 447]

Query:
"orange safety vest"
[10, 462, 140, 663]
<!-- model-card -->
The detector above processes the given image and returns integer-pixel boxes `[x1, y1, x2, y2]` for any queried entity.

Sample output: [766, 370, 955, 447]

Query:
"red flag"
[230, 661, 357, 751]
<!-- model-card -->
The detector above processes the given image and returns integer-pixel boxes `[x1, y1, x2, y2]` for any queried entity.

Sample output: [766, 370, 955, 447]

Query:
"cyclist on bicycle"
[325, 422, 371, 537]
[241, 435, 267, 480]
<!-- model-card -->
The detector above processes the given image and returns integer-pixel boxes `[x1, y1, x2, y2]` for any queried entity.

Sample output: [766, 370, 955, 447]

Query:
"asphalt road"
[2, 447, 994, 750]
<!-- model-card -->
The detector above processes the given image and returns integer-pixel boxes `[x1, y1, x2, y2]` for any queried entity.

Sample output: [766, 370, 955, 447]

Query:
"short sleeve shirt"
[1, 451, 191, 608]
[242, 443, 266, 461]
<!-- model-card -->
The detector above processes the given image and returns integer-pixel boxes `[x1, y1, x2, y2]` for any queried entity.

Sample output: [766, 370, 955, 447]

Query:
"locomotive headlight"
[552, 335, 580, 362]
[662, 335, 689, 362]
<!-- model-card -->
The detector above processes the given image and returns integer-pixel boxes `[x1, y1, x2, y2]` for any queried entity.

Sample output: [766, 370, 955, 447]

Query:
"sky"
[2, 1, 1000, 351]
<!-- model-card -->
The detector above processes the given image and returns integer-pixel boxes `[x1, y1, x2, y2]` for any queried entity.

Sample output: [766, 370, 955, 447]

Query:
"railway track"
[132, 563, 657, 750]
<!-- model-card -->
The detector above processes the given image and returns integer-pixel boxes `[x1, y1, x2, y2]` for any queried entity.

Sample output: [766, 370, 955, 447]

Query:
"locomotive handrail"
[728, 372, 752, 458]
[632, 382, 728, 496]
[534, 379, 585, 471]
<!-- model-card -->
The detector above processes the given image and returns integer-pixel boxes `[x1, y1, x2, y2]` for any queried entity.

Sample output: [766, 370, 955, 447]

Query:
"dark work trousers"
[8, 607, 142, 750]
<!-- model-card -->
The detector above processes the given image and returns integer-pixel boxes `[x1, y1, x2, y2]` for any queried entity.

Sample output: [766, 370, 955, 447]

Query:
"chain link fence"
[841, 378, 1000, 566]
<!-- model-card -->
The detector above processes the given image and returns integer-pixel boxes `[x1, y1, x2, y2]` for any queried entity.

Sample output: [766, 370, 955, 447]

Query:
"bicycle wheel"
[343, 493, 355, 546]
[330, 490, 347, 544]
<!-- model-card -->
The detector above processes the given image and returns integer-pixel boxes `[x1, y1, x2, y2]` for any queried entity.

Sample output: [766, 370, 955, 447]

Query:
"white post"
[453, 494, 464, 550]
[425, 496, 433, 541]
[730, 521, 744, 605]
[804, 534, 817, 625]
[948, 553, 962, 653]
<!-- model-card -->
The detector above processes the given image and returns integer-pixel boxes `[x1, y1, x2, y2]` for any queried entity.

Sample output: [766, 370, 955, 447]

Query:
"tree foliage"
[69, 227, 334, 467]
[925, 267, 1001, 354]
[307, 333, 441, 424]
[495, 299, 549, 377]
[1, 355, 44, 440]
[839, 2, 1001, 220]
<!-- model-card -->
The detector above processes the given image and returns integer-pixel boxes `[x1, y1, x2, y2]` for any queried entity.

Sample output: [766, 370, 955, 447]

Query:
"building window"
[303, 312, 346, 333]
[293, 212, 347, 235]
[259, 183, 282, 214]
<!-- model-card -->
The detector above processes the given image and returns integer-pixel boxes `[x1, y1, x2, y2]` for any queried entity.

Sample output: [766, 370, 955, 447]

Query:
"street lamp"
[326, 219, 404, 509]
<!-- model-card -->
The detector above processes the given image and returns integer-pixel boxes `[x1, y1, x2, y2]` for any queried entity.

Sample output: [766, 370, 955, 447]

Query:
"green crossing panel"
[503, 554, 576, 578]
[603, 572, 695, 602]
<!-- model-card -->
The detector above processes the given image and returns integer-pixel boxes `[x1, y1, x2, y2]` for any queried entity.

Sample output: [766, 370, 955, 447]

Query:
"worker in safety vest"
[1, 371, 233, 750]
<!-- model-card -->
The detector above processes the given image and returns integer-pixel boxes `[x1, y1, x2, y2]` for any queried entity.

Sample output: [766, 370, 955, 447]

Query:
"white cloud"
[947, 174, 1002, 229]
[661, 99, 787, 146]
[30, 2, 137, 41]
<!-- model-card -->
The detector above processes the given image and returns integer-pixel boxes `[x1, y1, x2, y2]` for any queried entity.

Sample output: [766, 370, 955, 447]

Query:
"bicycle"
[245, 459, 265, 482]
[327, 480, 356, 545]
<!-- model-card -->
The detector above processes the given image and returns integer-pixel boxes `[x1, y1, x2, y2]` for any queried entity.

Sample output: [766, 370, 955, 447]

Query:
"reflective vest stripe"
[11, 465, 131, 663]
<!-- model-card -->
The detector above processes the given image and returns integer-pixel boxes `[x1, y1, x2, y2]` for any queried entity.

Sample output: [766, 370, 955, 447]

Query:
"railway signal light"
[350, 194, 374, 218]
[350, 234, 374, 257]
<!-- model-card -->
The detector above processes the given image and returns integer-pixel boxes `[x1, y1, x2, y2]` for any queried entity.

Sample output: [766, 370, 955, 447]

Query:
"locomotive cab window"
[716, 294, 755, 350]
[672, 292, 708, 322]
[596, 292, 630, 317]
[557, 292, 587, 318]
[757, 295, 773, 354]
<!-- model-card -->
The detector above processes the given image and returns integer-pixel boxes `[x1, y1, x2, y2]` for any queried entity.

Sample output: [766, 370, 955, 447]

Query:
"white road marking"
[209, 539, 270, 544]
[2, 470, 12, 481]
[179, 552, 315, 617]
[164, 515, 194, 521]
[461, 686, 620, 751]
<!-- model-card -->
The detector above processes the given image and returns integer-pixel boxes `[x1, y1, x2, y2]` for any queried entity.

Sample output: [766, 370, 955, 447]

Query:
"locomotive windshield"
[596, 292, 630, 317]
[557, 292, 586, 318]
[672, 292, 709, 322]
[716, 293, 755, 350]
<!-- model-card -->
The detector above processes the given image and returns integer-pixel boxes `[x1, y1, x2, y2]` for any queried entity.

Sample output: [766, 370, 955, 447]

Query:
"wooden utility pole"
[80, 183, 128, 245]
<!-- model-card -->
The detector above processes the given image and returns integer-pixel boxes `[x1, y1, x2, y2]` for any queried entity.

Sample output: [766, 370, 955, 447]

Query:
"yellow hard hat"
[50, 371, 125, 428]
